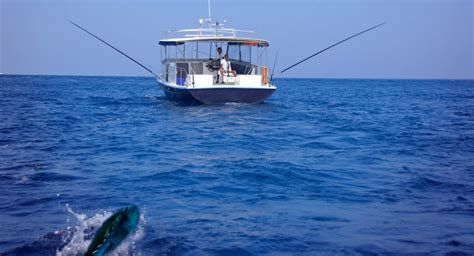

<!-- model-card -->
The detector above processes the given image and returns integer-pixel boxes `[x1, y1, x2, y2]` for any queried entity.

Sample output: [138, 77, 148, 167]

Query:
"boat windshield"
[161, 41, 266, 65]
[160, 40, 268, 76]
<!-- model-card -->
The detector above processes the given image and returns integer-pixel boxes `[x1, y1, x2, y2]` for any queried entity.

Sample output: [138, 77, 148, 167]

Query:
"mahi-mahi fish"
[85, 205, 140, 256]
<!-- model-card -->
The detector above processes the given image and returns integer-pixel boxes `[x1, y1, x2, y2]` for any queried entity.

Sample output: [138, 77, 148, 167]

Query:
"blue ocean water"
[0, 75, 473, 255]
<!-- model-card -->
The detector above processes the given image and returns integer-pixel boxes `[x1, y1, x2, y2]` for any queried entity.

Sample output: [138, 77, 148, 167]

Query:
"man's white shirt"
[220, 59, 231, 72]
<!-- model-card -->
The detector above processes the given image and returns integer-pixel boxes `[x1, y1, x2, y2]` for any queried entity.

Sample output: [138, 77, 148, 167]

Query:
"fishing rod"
[69, 21, 159, 77]
[269, 50, 279, 83]
[280, 22, 385, 74]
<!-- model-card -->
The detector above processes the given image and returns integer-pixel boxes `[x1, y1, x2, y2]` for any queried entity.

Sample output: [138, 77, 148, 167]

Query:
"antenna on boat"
[69, 21, 159, 78]
[280, 22, 385, 74]
[208, 0, 212, 21]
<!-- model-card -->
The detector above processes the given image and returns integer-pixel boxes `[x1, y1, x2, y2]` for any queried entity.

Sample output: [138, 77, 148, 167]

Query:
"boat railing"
[161, 28, 257, 40]
[165, 58, 257, 77]
[163, 58, 210, 64]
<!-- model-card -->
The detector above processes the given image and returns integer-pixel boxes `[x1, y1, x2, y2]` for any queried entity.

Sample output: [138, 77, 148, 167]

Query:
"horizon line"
[0, 73, 473, 81]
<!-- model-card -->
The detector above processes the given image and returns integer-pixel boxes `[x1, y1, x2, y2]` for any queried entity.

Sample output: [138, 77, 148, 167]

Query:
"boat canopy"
[159, 27, 269, 47]
[159, 37, 269, 47]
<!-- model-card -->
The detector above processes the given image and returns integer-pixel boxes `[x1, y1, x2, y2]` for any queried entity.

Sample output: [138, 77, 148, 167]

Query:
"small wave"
[446, 240, 463, 246]
[411, 177, 467, 191]
[14, 172, 85, 185]
[1, 230, 70, 256]
[393, 238, 426, 245]
[438, 206, 474, 215]
[454, 111, 472, 117]
[88, 96, 131, 106]
[308, 216, 350, 223]
[211, 247, 253, 256]
[140, 236, 195, 255]
[222, 102, 252, 107]
[0, 163, 46, 171]
[0, 173, 16, 182]
[15, 196, 60, 208]
[354, 244, 391, 255]
[142, 168, 198, 183]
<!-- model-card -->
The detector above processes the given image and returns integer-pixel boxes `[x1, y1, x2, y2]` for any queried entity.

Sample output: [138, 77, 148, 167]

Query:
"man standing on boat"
[220, 54, 237, 83]
[216, 47, 223, 60]
[215, 47, 224, 83]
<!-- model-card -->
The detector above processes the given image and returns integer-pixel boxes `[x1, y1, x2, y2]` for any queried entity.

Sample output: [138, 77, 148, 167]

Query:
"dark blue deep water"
[1, 75, 473, 255]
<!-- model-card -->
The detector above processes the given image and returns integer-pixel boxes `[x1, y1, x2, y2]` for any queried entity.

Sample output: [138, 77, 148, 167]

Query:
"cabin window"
[177, 42, 226, 60]
[240, 45, 252, 63]
[227, 43, 253, 63]
[227, 44, 240, 61]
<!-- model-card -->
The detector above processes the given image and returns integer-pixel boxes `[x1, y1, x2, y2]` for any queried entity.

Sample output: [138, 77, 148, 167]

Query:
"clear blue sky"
[1, 0, 473, 79]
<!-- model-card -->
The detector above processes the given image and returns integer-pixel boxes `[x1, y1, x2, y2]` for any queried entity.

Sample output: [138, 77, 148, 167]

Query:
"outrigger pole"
[69, 21, 159, 77]
[270, 50, 279, 83]
[280, 22, 385, 74]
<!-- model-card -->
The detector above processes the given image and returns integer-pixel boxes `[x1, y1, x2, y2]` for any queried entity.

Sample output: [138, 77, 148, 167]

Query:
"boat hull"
[157, 79, 276, 104]
[157, 80, 195, 101]
[189, 87, 276, 104]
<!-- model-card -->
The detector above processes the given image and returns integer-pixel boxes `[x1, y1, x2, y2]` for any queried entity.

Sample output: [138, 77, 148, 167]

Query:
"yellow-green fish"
[85, 205, 140, 256]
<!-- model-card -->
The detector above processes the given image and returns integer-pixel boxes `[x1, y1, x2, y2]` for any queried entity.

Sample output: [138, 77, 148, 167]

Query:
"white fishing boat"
[156, 6, 276, 104]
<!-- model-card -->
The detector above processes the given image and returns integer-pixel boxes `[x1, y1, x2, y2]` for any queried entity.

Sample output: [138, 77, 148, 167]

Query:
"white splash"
[16, 175, 31, 184]
[114, 212, 146, 256]
[56, 204, 145, 256]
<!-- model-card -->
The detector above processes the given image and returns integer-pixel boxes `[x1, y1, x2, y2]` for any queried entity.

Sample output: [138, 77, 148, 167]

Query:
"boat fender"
[261, 66, 268, 85]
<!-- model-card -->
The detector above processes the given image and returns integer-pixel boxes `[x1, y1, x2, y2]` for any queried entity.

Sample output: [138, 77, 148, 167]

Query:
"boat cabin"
[159, 22, 271, 88]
